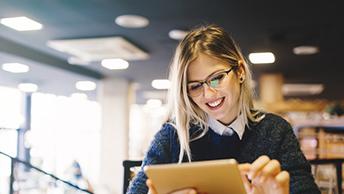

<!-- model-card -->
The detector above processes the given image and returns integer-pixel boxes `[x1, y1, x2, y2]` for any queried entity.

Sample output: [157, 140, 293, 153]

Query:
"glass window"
[0, 86, 21, 194]
[30, 93, 101, 187]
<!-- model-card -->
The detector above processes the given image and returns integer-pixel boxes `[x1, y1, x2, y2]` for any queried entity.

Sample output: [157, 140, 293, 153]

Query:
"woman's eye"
[189, 83, 202, 90]
[210, 73, 225, 82]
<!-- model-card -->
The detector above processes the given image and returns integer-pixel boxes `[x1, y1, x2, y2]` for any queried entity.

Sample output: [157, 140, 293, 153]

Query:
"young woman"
[127, 25, 320, 194]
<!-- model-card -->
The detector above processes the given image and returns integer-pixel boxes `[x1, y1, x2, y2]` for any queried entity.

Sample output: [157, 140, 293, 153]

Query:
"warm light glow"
[0, 16, 43, 31]
[283, 84, 324, 95]
[101, 58, 129, 70]
[293, 46, 319, 55]
[18, 83, 38, 93]
[2, 63, 30, 73]
[152, 79, 171, 89]
[75, 81, 97, 91]
[248, 52, 275, 64]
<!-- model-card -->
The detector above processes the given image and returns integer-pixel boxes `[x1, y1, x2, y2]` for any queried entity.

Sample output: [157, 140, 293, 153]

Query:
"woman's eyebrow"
[187, 67, 225, 83]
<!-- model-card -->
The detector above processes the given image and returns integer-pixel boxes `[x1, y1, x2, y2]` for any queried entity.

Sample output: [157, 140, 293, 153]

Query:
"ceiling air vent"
[47, 36, 149, 62]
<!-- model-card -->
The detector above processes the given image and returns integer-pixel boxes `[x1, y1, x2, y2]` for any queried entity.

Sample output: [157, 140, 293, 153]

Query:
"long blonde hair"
[167, 24, 264, 162]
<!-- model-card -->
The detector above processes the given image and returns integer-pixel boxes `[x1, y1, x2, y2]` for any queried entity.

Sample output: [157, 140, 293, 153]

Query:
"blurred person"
[65, 160, 94, 194]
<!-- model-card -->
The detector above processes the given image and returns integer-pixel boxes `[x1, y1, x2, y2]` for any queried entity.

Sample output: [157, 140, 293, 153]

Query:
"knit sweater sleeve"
[275, 116, 320, 194]
[126, 123, 175, 194]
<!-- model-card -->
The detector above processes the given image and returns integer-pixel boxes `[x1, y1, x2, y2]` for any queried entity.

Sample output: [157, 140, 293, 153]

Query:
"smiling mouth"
[206, 97, 225, 109]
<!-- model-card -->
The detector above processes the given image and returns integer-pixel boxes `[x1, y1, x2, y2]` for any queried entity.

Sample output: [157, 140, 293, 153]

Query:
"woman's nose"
[203, 84, 217, 98]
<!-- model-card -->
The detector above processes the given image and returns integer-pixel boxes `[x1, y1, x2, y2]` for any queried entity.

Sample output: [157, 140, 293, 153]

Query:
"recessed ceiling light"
[168, 29, 188, 40]
[18, 83, 38, 93]
[283, 84, 324, 96]
[248, 52, 275, 64]
[142, 91, 167, 99]
[0, 16, 43, 31]
[101, 58, 129, 70]
[115, 15, 149, 28]
[293, 46, 319, 55]
[145, 99, 162, 108]
[67, 57, 90, 66]
[152, 79, 171, 89]
[2, 63, 30, 73]
[75, 81, 97, 91]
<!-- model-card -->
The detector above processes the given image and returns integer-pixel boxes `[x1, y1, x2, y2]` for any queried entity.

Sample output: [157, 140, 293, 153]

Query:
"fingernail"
[247, 173, 252, 180]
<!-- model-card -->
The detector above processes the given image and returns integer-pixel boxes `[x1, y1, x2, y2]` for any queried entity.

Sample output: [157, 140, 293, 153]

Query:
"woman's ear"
[237, 60, 246, 83]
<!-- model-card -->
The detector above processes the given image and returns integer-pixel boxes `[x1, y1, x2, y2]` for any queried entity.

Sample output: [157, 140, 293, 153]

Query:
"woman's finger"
[275, 171, 290, 186]
[240, 170, 252, 193]
[171, 188, 197, 194]
[260, 159, 281, 182]
[248, 155, 270, 180]
[238, 163, 253, 192]
[239, 163, 251, 173]
[150, 181, 198, 194]
[187, 189, 197, 194]
[273, 171, 290, 194]
[146, 179, 158, 194]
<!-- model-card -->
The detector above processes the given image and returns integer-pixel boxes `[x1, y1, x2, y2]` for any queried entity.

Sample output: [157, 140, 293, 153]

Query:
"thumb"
[240, 170, 252, 193]
[238, 163, 252, 193]
[238, 163, 251, 173]
[146, 179, 158, 194]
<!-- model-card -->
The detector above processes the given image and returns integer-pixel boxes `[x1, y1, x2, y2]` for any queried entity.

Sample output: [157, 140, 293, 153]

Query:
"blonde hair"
[167, 24, 264, 163]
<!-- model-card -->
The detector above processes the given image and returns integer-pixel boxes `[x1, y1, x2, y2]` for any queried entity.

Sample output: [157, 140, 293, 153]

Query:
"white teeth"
[207, 98, 223, 107]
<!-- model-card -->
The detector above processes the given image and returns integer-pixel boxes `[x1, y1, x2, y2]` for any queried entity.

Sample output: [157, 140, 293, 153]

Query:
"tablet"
[144, 159, 246, 194]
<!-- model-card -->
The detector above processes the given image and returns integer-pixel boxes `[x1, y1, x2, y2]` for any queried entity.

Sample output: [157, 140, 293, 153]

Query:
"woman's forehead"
[187, 54, 228, 80]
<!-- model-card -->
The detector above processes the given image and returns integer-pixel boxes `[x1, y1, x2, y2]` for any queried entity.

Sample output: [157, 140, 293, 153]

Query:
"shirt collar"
[208, 114, 246, 140]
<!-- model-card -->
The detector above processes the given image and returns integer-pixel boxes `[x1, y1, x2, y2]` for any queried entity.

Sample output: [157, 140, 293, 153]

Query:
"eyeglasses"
[187, 67, 234, 97]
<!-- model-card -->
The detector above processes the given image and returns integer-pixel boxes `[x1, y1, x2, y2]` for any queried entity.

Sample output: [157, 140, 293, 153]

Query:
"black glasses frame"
[187, 67, 235, 97]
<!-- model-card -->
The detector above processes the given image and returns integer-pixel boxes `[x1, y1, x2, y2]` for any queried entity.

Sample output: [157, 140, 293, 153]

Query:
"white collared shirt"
[208, 114, 246, 140]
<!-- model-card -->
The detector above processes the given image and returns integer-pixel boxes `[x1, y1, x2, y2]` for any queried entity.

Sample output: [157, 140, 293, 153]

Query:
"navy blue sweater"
[127, 113, 320, 194]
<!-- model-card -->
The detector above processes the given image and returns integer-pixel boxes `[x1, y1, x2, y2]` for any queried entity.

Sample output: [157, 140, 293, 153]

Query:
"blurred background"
[0, 0, 343, 194]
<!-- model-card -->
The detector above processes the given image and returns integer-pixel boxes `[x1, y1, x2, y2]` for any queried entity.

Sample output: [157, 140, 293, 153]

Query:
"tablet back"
[144, 159, 246, 194]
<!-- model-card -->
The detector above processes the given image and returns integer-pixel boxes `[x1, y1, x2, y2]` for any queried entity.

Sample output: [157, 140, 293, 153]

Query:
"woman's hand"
[239, 156, 290, 194]
[146, 179, 199, 194]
